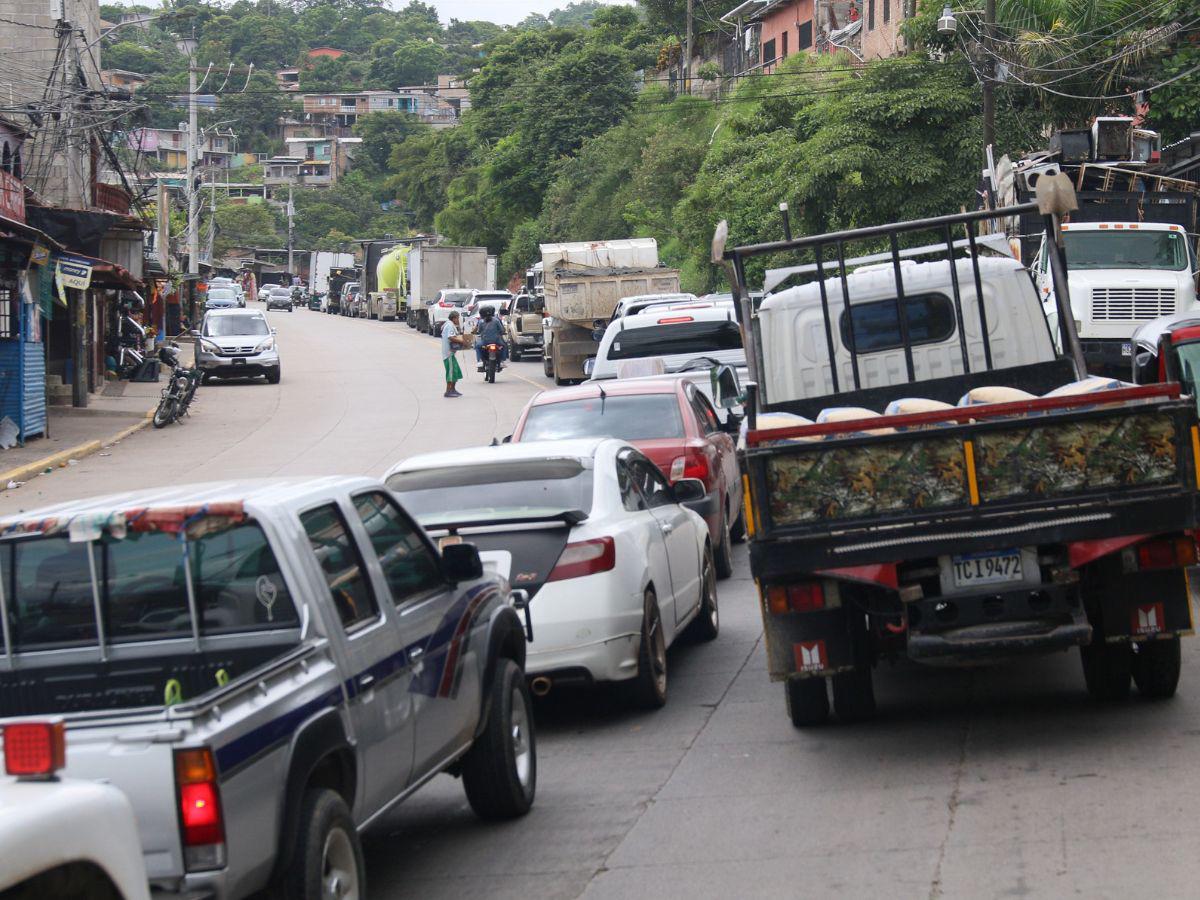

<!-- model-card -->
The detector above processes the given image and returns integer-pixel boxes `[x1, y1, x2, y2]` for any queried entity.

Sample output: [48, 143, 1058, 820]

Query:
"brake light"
[669, 445, 710, 484]
[766, 583, 825, 614]
[657, 316, 694, 324]
[3, 720, 65, 778]
[1136, 537, 1198, 570]
[548, 537, 616, 582]
[175, 748, 226, 871]
[439, 300, 452, 308]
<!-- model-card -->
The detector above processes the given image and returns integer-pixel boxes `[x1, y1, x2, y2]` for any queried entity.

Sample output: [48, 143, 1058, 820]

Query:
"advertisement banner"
[55, 255, 93, 290]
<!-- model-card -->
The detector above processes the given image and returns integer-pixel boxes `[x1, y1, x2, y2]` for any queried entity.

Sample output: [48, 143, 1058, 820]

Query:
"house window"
[868, 0, 875, 28]
[762, 38, 776, 64]
[799, 21, 813, 49]
[782, 30, 788, 58]
[883, 0, 890, 22]
[0, 282, 15, 339]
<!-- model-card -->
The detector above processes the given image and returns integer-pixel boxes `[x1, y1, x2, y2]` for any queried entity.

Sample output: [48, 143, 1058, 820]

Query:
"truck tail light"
[766, 583, 825, 615]
[548, 537, 616, 582]
[3, 720, 65, 778]
[657, 315, 694, 324]
[1137, 537, 1198, 571]
[175, 748, 226, 871]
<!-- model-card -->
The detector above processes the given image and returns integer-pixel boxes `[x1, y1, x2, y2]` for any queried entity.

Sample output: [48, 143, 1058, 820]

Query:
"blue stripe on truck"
[215, 686, 343, 775]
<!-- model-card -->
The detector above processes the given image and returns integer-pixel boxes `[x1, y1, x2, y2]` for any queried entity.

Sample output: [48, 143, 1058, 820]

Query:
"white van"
[758, 256, 1056, 404]
[589, 305, 745, 381]
[1034, 222, 1199, 375]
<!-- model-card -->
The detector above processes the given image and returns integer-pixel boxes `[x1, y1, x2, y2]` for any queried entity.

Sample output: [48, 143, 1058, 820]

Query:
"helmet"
[481, 306, 494, 319]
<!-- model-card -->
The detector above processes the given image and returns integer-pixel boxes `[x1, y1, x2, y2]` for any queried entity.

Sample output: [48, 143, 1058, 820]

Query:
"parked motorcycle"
[482, 342, 505, 384]
[152, 342, 201, 428]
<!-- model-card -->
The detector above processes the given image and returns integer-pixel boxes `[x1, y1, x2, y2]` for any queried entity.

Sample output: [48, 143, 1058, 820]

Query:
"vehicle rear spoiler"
[427, 510, 589, 534]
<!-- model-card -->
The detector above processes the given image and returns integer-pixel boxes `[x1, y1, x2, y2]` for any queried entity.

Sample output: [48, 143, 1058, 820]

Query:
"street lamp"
[935, 4, 996, 158]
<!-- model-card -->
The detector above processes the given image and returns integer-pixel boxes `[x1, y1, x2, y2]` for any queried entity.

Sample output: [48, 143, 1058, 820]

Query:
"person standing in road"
[442, 310, 466, 398]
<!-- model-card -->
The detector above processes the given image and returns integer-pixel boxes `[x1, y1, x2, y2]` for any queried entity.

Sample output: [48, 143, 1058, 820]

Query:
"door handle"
[661, 522, 674, 534]
[358, 674, 375, 690]
[409, 647, 424, 661]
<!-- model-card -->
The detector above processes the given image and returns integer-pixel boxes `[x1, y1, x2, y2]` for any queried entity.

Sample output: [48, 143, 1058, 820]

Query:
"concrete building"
[302, 88, 460, 134]
[101, 69, 148, 91]
[860, 0, 908, 59]
[126, 127, 238, 170]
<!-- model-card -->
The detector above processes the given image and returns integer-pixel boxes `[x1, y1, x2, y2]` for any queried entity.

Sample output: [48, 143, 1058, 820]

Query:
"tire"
[484, 357, 497, 383]
[1132, 636, 1182, 699]
[280, 788, 365, 900]
[152, 397, 177, 428]
[543, 354, 554, 378]
[690, 545, 719, 642]
[461, 658, 536, 820]
[510, 343, 522, 362]
[1081, 638, 1132, 700]
[266, 368, 282, 385]
[200, 372, 212, 385]
[714, 508, 735, 580]
[630, 591, 668, 709]
[730, 504, 747, 544]
[785, 675, 829, 727]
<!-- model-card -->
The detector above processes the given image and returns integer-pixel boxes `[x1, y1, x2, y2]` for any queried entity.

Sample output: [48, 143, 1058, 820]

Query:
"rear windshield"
[839, 293, 957, 353]
[441, 291, 472, 305]
[1064, 230, 1189, 271]
[1, 523, 298, 653]
[388, 459, 593, 524]
[607, 320, 742, 360]
[205, 315, 270, 337]
[520, 395, 684, 442]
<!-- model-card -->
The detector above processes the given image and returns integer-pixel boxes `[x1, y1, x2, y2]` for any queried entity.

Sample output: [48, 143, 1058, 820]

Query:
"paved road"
[8, 304, 1200, 899]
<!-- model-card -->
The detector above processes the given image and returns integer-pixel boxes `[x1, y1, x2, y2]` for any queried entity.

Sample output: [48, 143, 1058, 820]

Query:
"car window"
[352, 492, 444, 605]
[839, 293, 956, 354]
[607, 320, 742, 361]
[625, 453, 675, 509]
[691, 390, 721, 434]
[300, 504, 380, 631]
[616, 460, 646, 513]
[519, 395, 684, 442]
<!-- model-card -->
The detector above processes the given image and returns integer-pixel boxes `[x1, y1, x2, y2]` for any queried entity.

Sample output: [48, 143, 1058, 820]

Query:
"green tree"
[220, 72, 299, 154]
[214, 202, 282, 256]
[102, 41, 168, 74]
[353, 112, 423, 172]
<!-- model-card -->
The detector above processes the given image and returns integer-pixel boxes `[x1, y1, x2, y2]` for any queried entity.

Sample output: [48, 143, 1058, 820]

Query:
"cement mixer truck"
[360, 239, 404, 321]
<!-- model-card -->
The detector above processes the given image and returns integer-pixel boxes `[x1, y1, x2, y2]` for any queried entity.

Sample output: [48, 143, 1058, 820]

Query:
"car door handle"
[358, 674, 375, 690]
[661, 522, 675, 534]
[409, 647, 424, 661]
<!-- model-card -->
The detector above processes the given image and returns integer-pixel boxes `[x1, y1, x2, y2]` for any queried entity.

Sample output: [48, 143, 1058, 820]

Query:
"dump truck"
[540, 238, 682, 385]
[712, 174, 1200, 727]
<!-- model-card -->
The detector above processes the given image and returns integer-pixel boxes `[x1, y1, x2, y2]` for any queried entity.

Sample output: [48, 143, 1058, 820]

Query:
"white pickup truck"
[1035, 221, 1199, 376]
[0, 477, 536, 899]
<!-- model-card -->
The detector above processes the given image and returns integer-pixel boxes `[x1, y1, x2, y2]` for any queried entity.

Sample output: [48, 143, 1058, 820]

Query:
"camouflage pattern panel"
[974, 410, 1179, 503]
[764, 436, 969, 526]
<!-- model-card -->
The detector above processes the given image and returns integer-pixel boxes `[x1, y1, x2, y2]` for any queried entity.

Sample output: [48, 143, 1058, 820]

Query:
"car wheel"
[1132, 636, 1181, 699]
[714, 507, 735, 580]
[690, 545, 719, 642]
[200, 372, 212, 385]
[461, 658, 536, 820]
[785, 675, 829, 727]
[266, 368, 282, 385]
[730, 503, 747, 544]
[630, 591, 668, 709]
[280, 788, 365, 900]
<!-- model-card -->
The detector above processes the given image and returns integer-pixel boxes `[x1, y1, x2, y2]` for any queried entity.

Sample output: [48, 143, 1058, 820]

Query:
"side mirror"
[583, 358, 596, 376]
[672, 477, 707, 504]
[711, 364, 744, 409]
[442, 543, 483, 583]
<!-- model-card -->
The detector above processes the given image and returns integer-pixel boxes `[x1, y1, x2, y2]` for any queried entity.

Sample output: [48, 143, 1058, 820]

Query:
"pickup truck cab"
[506, 291, 546, 360]
[714, 181, 1200, 727]
[1034, 222, 1199, 377]
[0, 477, 535, 899]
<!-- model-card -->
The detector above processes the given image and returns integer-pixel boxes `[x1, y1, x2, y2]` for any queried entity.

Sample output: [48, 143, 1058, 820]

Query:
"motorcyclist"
[475, 305, 509, 371]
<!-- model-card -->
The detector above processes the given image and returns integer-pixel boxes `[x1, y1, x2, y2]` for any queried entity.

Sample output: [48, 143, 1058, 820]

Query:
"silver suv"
[196, 308, 281, 384]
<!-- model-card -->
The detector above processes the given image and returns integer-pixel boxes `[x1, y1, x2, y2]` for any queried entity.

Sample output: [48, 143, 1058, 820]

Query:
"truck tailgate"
[745, 386, 1200, 574]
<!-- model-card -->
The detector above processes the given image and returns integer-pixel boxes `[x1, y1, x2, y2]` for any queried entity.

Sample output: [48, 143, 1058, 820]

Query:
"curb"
[0, 408, 154, 491]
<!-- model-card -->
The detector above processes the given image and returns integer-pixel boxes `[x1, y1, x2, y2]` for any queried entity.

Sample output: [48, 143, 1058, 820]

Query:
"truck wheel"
[282, 788, 365, 900]
[510, 342, 522, 362]
[785, 675, 829, 727]
[461, 658, 536, 820]
[690, 546, 719, 641]
[715, 508, 735, 580]
[543, 354, 554, 378]
[1132, 636, 1181, 699]
[1080, 638, 1132, 700]
[629, 591, 668, 709]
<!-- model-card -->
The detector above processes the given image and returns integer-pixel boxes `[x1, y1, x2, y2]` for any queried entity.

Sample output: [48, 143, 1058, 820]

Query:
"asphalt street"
[7, 304, 1200, 899]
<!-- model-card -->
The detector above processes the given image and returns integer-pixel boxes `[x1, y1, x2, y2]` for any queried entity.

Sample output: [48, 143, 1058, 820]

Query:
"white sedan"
[385, 437, 718, 708]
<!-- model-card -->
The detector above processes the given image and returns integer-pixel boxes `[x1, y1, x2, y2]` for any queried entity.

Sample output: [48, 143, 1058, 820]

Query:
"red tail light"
[438, 300, 452, 308]
[3, 721, 65, 778]
[657, 315, 694, 324]
[669, 445, 710, 484]
[548, 537, 616, 582]
[1137, 537, 1198, 570]
[175, 748, 226, 871]
[766, 582, 825, 615]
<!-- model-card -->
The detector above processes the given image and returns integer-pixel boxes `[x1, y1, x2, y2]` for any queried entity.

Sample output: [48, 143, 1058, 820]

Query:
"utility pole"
[684, 0, 694, 95]
[982, 0, 996, 156]
[206, 172, 217, 265]
[286, 183, 294, 276]
[187, 64, 199, 276]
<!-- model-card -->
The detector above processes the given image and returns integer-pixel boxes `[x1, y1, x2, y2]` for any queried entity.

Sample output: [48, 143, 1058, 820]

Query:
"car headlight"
[254, 337, 275, 353]
[199, 338, 221, 353]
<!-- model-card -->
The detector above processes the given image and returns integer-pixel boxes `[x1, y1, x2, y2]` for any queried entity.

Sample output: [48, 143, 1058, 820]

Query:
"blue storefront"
[0, 229, 55, 444]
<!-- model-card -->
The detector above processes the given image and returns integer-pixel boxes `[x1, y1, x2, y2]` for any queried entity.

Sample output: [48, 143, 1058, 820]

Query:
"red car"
[511, 377, 744, 578]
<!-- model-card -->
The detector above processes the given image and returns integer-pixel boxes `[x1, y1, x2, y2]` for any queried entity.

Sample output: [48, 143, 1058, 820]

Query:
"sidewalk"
[0, 378, 161, 488]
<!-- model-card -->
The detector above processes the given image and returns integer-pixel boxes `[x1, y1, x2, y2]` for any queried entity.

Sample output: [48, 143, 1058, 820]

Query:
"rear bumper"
[514, 333, 544, 347]
[908, 619, 1093, 662]
[526, 632, 640, 683]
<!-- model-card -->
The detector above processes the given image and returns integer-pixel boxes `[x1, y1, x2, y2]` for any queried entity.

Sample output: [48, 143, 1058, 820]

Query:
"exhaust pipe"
[530, 676, 552, 697]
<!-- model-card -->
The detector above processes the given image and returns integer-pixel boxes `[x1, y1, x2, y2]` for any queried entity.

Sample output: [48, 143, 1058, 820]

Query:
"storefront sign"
[0, 170, 25, 223]
[30, 244, 49, 266]
[55, 255, 93, 290]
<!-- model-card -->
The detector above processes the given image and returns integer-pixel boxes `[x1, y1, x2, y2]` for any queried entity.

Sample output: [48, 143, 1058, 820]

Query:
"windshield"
[208, 289, 237, 300]
[1064, 230, 1190, 271]
[387, 459, 593, 524]
[607, 320, 743, 361]
[520, 394, 684, 441]
[205, 315, 270, 337]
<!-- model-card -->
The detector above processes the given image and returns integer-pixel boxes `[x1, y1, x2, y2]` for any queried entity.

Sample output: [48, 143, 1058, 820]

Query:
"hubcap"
[510, 685, 532, 789]
[649, 612, 667, 693]
[321, 827, 359, 900]
[705, 560, 718, 628]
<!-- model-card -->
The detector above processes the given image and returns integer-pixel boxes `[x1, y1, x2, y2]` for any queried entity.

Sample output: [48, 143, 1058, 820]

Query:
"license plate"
[1122, 342, 1132, 357]
[952, 550, 1023, 587]
[232, 358, 246, 365]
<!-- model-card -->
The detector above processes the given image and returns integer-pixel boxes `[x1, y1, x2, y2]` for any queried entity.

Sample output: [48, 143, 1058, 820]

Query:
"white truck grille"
[1090, 287, 1176, 321]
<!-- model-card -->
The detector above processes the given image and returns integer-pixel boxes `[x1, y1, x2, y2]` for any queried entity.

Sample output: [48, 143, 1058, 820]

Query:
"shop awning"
[0, 213, 64, 252]
[66, 251, 143, 290]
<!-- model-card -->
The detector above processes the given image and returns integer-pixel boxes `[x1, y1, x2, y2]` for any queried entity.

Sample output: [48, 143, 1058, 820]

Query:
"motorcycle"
[482, 342, 505, 384]
[152, 343, 201, 428]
